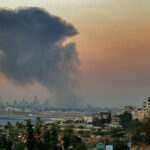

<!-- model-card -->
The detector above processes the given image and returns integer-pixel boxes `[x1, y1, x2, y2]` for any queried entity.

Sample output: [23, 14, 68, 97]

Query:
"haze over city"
[0, 0, 150, 108]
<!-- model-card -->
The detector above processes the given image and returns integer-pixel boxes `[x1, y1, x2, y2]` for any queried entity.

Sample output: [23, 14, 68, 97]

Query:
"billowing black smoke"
[0, 7, 82, 107]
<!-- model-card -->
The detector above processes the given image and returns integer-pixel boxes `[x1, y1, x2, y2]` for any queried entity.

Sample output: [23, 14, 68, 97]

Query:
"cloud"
[0, 7, 82, 107]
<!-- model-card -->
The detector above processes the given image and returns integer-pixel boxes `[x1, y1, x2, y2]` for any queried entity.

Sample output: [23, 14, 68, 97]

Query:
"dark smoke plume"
[0, 7, 82, 107]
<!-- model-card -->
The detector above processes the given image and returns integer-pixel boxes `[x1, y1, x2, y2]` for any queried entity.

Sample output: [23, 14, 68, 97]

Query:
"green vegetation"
[132, 116, 150, 146]
[91, 115, 150, 149]
[62, 127, 86, 150]
[119, 111, 132, 128]
[78, 131, 91, 138]
[113, 138, 128, 150]
[0, 114, 149, 150]
[0, 118, 87, 150]
[109, 128, 124, 138]
[128, 119, 141, 130]
[94, 128, 105, 136]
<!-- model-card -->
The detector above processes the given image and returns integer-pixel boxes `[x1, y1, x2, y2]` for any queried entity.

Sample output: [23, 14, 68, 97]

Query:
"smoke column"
[0, 7, 82, 107]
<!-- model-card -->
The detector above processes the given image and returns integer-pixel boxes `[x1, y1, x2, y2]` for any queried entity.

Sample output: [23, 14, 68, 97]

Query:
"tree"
[35, 117, 43, 135]
[94, 128, 105, 136]
[113, 138, 128, 150]
[109, 128, 124, 138]
[106, 111, 111, 123]
[128, 119, 141, 130]
[16, 122, 24, 129]
[75, 143, 87, 150]
[26, 119, 35, 150]
[43, 126, 51, 150]
[132, 126, 143, 146]
[4, 121, 12, 129]
[49, 122, 61, 150]
[132, 116, 150, 146]
[0, 119, 87, 150]
[0, 134, 8, 149]
[119, 111, 132, 128]
[62, 127, 87, 150]
[141, 117, 150, 144]
[12, 140, 26, 150]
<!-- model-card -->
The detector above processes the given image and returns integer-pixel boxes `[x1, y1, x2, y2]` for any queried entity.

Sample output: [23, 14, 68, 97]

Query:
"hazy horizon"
[0, 0, 150, 108]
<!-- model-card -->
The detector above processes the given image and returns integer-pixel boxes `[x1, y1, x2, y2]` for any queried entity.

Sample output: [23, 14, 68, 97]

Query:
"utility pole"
[129, 129, 132, 150]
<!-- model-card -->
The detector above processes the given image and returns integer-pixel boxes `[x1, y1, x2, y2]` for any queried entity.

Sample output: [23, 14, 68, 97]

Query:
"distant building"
[92, 111, 111, 120]
[86, 124, 94, 128]
[33, 96, 40, 106]
[83, 116, 93, 123]
[132, 98, 150, 121]
[13, 100, 18, 106]
[132, 109, 145, 121]
[100, 111, 111, 119]
[111, 116, 120, 125]
[108, 115, 122, 128]
[124, 106, 134, 113]
[143, 98, 150, 113]
[5, 107, 22, 112]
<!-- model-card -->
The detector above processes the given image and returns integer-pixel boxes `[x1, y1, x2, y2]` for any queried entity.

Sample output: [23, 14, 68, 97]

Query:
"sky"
[0, 0, 150, 107]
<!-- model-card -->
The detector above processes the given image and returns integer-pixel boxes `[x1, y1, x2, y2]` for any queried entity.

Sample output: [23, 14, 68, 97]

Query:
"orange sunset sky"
[0, 0, 150, 107]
